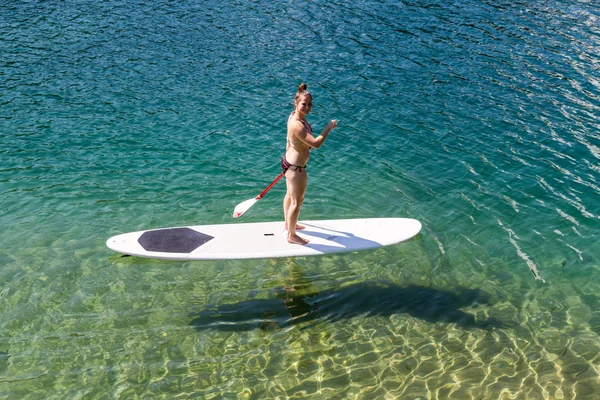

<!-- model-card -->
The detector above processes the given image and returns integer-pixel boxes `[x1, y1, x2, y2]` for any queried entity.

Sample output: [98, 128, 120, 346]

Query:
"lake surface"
[1, 0, 599, 398]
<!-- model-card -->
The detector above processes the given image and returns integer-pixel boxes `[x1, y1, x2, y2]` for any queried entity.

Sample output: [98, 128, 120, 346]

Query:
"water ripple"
[2, 0, 600, 397]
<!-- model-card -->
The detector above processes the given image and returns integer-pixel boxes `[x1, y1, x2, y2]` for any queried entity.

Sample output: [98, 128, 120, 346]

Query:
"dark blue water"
[1, 0, 599, 397]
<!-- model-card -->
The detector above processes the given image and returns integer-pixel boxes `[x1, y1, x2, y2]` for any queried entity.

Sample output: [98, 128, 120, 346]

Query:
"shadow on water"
[189, 265, 503, 332]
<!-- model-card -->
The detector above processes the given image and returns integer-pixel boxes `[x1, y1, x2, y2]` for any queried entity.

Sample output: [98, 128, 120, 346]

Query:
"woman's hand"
[327, 120, 338, 131]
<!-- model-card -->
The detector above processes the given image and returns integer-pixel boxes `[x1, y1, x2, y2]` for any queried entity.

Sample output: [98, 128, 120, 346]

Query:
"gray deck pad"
[138, 228, 214, 253]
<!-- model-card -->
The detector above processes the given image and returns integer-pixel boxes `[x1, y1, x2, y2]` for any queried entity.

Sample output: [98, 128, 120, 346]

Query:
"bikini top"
[288, 111, 312, 150]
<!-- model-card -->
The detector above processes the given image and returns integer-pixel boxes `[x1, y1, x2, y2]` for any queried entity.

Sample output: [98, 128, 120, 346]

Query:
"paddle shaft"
[256, 172, 285, 199]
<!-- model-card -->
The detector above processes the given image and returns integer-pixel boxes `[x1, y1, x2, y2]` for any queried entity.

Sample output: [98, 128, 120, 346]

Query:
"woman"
[283, 83, 338, 245]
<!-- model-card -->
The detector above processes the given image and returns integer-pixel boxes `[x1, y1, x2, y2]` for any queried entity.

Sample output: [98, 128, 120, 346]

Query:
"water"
[1, 0, 599, 398]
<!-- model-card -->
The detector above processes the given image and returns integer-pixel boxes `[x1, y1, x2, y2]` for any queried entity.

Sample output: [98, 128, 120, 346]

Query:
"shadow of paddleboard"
[189, 281, 504, 333]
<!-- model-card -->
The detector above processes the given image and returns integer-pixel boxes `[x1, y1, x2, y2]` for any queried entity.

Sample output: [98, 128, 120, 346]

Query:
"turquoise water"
[2, 0, 600, 398]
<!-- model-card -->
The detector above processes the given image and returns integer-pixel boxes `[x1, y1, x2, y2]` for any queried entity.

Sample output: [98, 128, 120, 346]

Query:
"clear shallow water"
[1, 0, 600, 398]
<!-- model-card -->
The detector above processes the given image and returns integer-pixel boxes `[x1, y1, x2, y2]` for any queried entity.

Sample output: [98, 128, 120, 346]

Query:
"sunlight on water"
[1, 0, 599, 398]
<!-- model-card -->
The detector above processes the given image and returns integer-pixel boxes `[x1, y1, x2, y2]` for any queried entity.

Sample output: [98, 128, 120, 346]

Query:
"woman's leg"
[285, 168, 309, 245]
[284, 173, 305, 231]
[283, 189, 291, 230]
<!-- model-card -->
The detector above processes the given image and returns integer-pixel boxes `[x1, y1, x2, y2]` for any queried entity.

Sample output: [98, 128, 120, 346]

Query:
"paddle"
[232, 172, 285, 218]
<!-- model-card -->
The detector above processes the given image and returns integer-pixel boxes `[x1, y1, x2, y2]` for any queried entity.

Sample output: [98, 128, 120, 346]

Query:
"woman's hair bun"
[294, 82, 311, 106]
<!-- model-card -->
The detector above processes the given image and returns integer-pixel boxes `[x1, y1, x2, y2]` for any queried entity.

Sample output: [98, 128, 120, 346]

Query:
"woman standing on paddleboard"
[283, 83, 338, 245]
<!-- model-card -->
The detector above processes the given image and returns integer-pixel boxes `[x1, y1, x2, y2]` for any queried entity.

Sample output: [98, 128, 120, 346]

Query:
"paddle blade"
[232, 197, 258, 218]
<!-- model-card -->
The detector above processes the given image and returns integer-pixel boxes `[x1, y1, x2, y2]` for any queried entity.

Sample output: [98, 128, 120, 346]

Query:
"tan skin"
[284, 93, 338, 245]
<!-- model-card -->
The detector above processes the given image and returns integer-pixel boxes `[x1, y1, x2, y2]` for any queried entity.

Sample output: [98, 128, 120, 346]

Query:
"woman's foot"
[284, 223, 305, 231]
[287, 234, 309, 245]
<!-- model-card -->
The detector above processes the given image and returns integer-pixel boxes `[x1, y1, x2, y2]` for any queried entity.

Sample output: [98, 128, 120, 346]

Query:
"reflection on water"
[2, 0, 600, 397]
[182, 259, 599, 399]
[190, 262, 503, 332]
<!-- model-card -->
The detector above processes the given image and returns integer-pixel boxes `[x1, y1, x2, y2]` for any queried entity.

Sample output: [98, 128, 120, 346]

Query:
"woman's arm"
[292, 120, 338, 149]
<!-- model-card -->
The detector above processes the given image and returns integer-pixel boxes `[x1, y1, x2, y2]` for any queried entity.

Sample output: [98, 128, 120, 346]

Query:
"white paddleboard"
[106, 218, 421, 260]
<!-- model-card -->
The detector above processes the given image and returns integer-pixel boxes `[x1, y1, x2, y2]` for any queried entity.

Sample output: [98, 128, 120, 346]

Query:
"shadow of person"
[190, 260, 321, 333]
[298, 222, 385, 254]
[189, 274, 504, 332]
